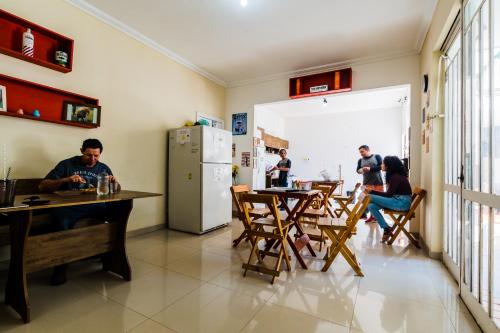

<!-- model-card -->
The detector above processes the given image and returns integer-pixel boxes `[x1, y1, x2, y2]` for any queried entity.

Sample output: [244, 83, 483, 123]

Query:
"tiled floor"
[0, 220, 483, 333]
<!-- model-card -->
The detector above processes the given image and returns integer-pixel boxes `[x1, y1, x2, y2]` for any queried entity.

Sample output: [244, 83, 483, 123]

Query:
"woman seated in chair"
[364, 156, 412, 242]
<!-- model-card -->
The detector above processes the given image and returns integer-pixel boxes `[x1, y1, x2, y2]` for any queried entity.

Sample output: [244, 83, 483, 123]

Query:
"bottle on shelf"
[22, 28, 34, 57]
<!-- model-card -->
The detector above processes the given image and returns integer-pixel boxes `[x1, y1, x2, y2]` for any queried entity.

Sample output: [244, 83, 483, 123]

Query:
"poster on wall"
[232, 143, 236, 157]
[241, 152, 250, 167]
[232, 113, 247, 135]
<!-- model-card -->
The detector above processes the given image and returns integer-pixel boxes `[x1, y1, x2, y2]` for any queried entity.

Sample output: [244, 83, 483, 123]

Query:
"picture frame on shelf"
[0, 85, 6, 112]
[62, 102, 100, 126]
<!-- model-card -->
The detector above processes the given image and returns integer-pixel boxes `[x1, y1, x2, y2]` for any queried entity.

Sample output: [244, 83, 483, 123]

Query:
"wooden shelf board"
[0, 111, 97, 129]
[0, 46, 71, 73]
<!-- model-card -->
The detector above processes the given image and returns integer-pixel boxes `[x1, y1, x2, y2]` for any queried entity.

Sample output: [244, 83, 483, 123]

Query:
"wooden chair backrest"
[347, 183, 362, 203]
[15, 178, 42, 195]
[230, 184, 252, 218]
[346, 194, 371, 230]
[312, 184, 332, 214]
[405, 187, 426, 219]
[240, 193, 284, 232]
[333, 180, 344, 196]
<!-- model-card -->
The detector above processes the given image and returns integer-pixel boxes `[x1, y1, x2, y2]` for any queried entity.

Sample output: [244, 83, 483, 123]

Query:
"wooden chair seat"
[302, 208, 327, 217]
[249, 207, 271, 218]
[383, 209, 416, 218]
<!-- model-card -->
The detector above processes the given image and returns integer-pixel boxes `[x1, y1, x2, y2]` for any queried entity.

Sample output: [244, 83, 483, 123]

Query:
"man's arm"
[370, 154, 383, 172]
[356, 159, 363, 174]
[39, 174, 86, 193]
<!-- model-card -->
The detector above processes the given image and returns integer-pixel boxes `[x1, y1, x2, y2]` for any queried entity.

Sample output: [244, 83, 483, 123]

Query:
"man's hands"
[362, 166, 371, 173]
[67, 174, 86, 184]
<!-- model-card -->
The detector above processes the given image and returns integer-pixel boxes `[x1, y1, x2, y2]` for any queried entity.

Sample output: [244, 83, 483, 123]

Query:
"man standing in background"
[356, 145, 384, 222]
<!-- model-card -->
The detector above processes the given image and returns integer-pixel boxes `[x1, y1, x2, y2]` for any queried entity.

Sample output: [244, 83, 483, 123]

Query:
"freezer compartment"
[202, 126, 232, 164]
[201, 163, 232, 232]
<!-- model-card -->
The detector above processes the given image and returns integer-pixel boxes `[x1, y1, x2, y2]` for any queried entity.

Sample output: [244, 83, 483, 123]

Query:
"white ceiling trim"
[227, 50, 419, 88]
[65, 0, 228, 87]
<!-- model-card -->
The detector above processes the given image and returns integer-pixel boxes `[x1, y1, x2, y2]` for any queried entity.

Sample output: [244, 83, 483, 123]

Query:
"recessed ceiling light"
[240, 0, 248, 7]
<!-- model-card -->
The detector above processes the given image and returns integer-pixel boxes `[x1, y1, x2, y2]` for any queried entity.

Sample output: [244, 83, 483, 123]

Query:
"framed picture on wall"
[232, 113, 247, 135]
[0, 85, 7, 112]
[62, 102, 101, 126]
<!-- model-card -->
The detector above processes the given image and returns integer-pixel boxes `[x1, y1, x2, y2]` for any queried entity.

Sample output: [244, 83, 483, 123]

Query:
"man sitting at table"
[39, 138, 119, 285]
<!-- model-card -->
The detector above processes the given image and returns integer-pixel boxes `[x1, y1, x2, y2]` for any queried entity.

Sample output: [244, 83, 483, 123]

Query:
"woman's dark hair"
[279, 149, 287, 154]
[82, 138, 103, 152]
[383, 156, 407, 181]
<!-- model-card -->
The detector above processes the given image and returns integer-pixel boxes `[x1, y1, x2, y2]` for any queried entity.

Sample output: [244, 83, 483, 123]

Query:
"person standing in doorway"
[272, 149, 291, 210]
[273, 149, 291, 187]
[356, 145, 384, 222]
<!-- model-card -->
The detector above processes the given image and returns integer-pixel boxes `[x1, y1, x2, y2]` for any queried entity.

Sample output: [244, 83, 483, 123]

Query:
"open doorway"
[252, 85, 411, 192]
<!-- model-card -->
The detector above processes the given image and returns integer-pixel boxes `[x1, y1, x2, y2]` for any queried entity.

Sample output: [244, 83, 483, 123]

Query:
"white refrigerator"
[168, 126, 232, 234]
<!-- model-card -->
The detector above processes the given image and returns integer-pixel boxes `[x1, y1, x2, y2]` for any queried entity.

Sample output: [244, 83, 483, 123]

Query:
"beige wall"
[0, 0, 225, 231]
[419, 0, 461, 256]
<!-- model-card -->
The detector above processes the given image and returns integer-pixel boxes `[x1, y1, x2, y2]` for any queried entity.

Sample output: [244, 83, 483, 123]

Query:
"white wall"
[286, 107, 403, 191]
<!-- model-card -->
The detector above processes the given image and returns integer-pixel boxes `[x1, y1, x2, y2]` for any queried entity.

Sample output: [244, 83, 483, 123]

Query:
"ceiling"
[257, 85, 410, 118]
[71, 0, 437, 86]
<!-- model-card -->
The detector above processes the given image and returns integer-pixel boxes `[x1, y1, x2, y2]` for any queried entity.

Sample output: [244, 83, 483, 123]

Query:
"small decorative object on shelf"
[22, 28, 34, 57]
[32, 109, 40, 117]
[62, 102, 101, 126]
[0, 85, 6, 112]
[55, 50, 68, 67]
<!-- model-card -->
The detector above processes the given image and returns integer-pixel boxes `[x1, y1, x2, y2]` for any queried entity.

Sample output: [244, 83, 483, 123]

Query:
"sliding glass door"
[443, 29, 462, 281]
[460, 0, 500, 330]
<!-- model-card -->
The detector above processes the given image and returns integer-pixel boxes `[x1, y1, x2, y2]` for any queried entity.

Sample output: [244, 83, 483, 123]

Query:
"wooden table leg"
[102, 199, 133, 281]
[5, 210, 32, 323]
[292, 196, 317, 257]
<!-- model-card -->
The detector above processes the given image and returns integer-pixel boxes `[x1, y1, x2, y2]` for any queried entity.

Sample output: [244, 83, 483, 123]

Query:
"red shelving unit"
[289, 68, 352, 99]
[0, 73, 99, 129]
[0, 9, 74, 73]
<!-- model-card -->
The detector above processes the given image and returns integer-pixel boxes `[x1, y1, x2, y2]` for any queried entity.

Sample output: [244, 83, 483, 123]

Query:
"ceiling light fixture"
[322, 98, 328, 107]
[240, 0, 248, 7]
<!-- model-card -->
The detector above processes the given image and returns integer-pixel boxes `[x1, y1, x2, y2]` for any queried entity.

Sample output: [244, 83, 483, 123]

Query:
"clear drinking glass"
[97, 172, 109, 195]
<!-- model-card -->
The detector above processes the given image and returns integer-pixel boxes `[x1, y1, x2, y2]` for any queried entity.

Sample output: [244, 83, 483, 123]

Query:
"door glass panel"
[472, 202, 480, 299]
[481, 3, 491, 193]
[472, 17, 481, 192]
[464, 200, 473, 287]
[480, 205, 490, 313]
[494, 0, 500, 195]
[465, 27, 473, 190]
[493, 208, 500, 326]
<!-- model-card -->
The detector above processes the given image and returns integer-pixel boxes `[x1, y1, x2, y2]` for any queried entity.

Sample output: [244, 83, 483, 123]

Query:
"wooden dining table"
[255, 188, 321, 269]
[0, 190, 160, 323]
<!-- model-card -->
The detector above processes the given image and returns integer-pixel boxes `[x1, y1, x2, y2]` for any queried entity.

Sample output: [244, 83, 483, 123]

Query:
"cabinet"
[289, 68, 352, 99]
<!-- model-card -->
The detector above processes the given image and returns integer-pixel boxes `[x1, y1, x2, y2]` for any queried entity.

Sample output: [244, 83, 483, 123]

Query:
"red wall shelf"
[0, 73, 99, 129]
[289, 68, 352, 99]
[0, 9, 74, 73]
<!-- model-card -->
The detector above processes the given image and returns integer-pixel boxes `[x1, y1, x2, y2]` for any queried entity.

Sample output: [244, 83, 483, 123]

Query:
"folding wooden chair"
[299, 184, 332, 250]
[241, 193, 293, 284]
[333, 183, 361, 218]
[318, 194, 371, 275]
[230, 185, 271, 247]
[383, 187, 426, 248]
